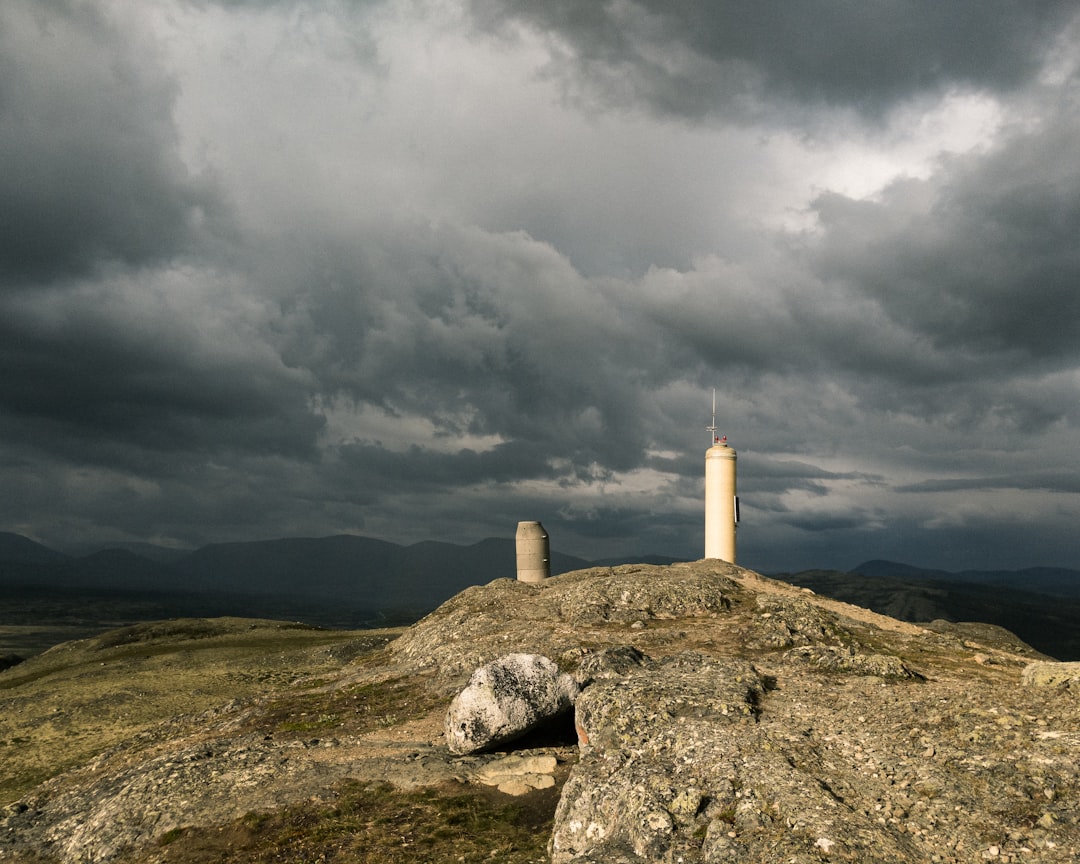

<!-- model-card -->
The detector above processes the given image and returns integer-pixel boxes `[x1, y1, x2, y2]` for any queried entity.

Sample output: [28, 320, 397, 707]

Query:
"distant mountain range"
[0, 531, 598, 628]
[2, 533, 1078, 659]
[850, 559, 1080, 598]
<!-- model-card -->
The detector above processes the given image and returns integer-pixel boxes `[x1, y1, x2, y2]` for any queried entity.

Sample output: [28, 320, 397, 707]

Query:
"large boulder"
[444, 653, 579, 755]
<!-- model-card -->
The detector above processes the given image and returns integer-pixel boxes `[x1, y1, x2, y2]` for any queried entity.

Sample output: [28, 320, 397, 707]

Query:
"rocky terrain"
[2, 560, 1079, 862]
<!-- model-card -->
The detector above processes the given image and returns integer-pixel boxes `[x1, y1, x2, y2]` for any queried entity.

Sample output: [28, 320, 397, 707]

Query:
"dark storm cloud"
[336, 440, 559, 489]
[810, 121, 1080, 365]
[280, 223, 662, 473]
[0, 280, 322, 466]
[470, 0, 1076, 120]
[0, 0, 311, 493]
[0, 0, 219, 282]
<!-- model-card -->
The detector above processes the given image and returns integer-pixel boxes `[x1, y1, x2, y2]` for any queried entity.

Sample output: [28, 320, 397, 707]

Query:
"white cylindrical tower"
[515, 520, 550, 582]
[705, 437, 737, 563]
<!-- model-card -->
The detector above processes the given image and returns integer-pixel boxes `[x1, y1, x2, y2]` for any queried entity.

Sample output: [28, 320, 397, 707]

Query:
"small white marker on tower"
[704, 390, 738, 563]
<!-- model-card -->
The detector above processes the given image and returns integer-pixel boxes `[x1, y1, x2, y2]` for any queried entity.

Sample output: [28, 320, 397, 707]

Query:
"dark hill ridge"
[83, 541, 190, 565]
[0, 532, 69, 564]
[852, 559, 1080, 597]
[174, 535, 590, 609]
[55, 549, 176, 592]
[2, 533, 1078, 659]
[0, 535, 594, 652]
[0, 533, 591, 601]
[176, 534, 405, 594]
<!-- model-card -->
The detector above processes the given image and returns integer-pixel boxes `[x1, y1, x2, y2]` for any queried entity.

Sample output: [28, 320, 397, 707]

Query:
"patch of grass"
[0, 622, 401, 804]
[276, 712, 342, 734]
[239, 811, 276, 832]
[150, 781, 558, 864]
[259, 674, 443, 740]
[158, 827, 188, 846]
[92, 619, 254, 650]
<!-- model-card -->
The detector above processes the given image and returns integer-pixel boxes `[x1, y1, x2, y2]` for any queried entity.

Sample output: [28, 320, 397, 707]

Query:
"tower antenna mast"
[706, 388, 719, 445]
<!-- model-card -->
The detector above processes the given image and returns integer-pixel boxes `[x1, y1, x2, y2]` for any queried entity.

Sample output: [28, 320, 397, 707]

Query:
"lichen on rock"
[1021, 660, 1080, 689]
[550, 655, 768, 862]
[748, 593, 855, 650]
[444, 653, 579, 755]
[389, 562, 744, 691]
[556, 565, 737, 624]
[786, 645, 918, 679]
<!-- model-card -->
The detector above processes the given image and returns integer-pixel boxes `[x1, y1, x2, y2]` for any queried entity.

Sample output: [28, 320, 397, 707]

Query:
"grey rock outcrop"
[550, 640, 1079, 863]
[552, 655, 767, 861]
[472, 752, 560, 795]
[786, 644, 919, 678]
[1022, 660, 1080, 689]
[568, 645, 648, 686]
[390, 562, 742, 687]
[444, 653, 579, 755]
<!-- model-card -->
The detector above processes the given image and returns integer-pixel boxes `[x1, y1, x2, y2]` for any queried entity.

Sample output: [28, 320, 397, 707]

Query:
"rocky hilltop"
[2, 560, 1079, 863]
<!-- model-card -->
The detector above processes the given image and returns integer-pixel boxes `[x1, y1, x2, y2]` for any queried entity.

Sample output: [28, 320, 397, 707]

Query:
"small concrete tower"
[704, 391, 738, 563]
[515, 520, 550, 582]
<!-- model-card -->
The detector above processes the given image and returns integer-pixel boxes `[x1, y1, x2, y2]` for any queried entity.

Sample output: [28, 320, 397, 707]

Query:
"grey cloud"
[779, 512, 876, 534]
[0, 274, 321, 470]
[278, 223, 662, 471]
[0, 447, 350, 551]
[628, 250, 977, 403]
[870, 514, 1080, 572]
[811, 113, 1080, 365]
[470, 0, 1076, 121]
[334, 440, 558, 490]
[896, 471, 1080, 495]
[748, 510, 1080, 574]
[550, 505, 688, 543]
[0, 1, 220, 283]
[750, 457, 885, 489]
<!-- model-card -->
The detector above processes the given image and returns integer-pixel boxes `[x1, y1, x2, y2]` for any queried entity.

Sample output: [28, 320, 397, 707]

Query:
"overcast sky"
[3, 0, 1080, 572]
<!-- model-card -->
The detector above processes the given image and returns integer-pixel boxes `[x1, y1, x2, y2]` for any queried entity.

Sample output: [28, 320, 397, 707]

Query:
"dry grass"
[0, 619, 401, 804]
[143, 780, 559, 864]
[244, 672, 446, 740]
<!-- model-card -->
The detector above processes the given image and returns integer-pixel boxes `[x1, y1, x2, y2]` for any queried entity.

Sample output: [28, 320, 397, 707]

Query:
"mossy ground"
[144, 780, 558, 864]
[256, 673, 446, 738]
[0, 619, 401, 804]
